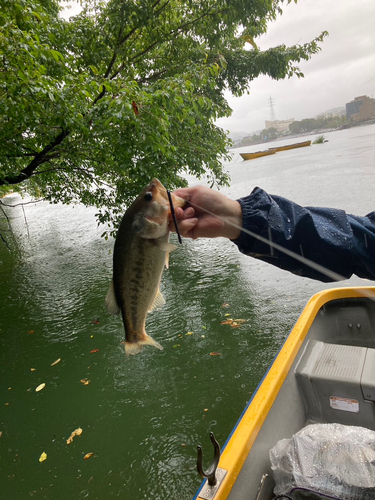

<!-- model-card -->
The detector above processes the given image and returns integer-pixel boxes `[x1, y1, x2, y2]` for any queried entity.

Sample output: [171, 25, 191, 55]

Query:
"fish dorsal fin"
[105, 280, 121, 315]
[149, 288, 166, 312]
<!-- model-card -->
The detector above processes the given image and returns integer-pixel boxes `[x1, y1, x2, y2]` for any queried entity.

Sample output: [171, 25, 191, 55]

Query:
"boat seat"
[362, 348, 375, 401]
[294, 340, 375, 428]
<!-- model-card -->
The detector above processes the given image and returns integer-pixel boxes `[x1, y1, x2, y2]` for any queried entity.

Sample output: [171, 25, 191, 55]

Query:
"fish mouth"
[148, 178, 165, 196]
[147, 178, 185, 209]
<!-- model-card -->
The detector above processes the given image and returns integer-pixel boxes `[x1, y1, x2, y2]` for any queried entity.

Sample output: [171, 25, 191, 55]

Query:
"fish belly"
[114, 235, 167, 354]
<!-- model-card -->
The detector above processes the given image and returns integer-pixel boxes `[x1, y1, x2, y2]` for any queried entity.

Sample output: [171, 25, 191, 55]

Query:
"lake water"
[1, 124, 374, 499]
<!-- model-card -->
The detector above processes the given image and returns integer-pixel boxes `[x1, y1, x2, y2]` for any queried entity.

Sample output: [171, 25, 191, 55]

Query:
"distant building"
[316, 107, 346, 120]
[265, 118, 295, 133]
[346, 95, 375, 122]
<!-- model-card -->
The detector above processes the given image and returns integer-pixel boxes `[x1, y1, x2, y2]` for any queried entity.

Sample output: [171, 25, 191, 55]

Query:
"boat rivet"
[357, 323, 361, 329]
[348, 323, 353, 328]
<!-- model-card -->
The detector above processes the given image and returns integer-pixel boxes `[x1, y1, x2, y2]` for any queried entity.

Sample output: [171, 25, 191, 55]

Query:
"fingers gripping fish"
[105, 179, 185, 355]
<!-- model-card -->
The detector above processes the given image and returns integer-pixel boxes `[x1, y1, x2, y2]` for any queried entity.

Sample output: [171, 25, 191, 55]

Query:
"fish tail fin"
[125, 334, 163, 356]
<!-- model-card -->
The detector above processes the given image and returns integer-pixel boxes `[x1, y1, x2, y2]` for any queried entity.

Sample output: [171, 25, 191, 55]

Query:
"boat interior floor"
[248, 297, 375, 500]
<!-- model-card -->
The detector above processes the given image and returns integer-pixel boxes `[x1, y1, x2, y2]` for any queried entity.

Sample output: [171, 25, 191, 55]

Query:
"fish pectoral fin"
[155, 241, 177, 253]
[125, 334, 163, 355]
[105, 280, 121, 315]
[154, 240, 177, 269]
[149, 288, 166, 312]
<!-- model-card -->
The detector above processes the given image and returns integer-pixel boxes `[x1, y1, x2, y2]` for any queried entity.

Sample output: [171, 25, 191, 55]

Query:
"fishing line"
[183, 200, 375, 300]
[182, 199, 366, 285]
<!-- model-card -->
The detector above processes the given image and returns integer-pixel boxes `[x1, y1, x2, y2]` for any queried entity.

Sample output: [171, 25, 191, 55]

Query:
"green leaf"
[0, 0, 327, 240]
[49, 49, 63, 62]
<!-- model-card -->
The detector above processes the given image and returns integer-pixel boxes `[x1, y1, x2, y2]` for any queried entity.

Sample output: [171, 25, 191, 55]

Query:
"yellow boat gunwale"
[268, 140, 311, 152]
[194, 286, 375, 500]
[239, 150, 276, 160]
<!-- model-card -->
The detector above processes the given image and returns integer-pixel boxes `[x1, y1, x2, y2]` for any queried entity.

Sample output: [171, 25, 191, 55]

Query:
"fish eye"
[144, 192, 153, 202]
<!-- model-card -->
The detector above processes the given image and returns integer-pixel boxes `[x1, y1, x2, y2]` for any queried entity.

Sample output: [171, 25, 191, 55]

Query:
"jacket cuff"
[231, 187, 271, 254]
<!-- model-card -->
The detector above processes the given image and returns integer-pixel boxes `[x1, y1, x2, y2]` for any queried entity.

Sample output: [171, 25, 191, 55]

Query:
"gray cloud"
[217, 0, 375, 136]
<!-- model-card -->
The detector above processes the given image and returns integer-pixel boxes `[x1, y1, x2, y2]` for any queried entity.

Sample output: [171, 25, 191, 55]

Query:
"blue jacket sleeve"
[232, 187, 375, 282]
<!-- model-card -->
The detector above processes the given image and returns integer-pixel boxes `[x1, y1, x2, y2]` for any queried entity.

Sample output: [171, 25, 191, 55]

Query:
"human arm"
[170, 185, 375, 282]
[234, 187, 375, 282]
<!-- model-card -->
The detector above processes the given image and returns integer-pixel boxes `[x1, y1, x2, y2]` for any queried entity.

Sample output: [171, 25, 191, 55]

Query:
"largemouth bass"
[105, 179, 185, 355]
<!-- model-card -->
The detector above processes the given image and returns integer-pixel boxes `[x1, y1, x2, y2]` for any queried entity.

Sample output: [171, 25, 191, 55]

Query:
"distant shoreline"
[231, 118, 375, 149]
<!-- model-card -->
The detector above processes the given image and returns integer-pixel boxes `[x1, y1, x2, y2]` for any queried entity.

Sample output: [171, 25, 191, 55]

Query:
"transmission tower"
[268, 96, 277, 122]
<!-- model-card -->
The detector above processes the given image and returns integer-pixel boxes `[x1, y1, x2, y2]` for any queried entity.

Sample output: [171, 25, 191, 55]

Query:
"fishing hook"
[167, 189, 182, 244]
[197, 432, 221, 486]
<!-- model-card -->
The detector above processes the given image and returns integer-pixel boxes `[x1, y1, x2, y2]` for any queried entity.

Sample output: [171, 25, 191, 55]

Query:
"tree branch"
[126, 4, 218, 69]
[0, 128, 70, 186]
[107, 0, 171, 80]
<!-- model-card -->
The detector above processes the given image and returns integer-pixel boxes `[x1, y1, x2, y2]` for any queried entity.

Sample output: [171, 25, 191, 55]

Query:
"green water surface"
[1, 125, 374, 499]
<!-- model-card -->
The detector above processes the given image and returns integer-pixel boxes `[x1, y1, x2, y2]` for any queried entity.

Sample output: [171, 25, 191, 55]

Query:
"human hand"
[169, 185, 242, 240]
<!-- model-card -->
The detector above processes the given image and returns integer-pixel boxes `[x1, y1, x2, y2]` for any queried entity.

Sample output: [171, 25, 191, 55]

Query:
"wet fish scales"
[105, 179, 184, 355]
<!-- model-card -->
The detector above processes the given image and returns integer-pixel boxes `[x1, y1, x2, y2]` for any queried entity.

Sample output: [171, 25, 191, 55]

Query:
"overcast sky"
[61, 0, 375, 136]
[216, 0, 375, 136]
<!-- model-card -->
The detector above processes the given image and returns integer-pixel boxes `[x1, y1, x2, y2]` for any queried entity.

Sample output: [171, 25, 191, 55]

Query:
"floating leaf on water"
[221, 303, 230, 308]
[224, 313, 231, 317]
[39, 452, 47, 462]
[66, 427, 82, 444]
[185, 332, 193, 335]
[80, 379, 90, 385]
[203, 408, 209, 412]
[173, 344, 181, 348]
[220, 319, 233, 325]
[91, 318, 100, 325]
[210, 352, 221, 356]
[83, 452, 94, 460]
[30, 368, 36, 371]
[35, 383, 45, 392]
[221, 318, 247, 327]
[27, 330, 35, 335]
[90, 349, 100, 353]
[51, 358, 61, 366]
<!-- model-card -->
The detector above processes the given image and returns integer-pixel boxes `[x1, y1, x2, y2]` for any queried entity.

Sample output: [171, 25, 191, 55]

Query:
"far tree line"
[239, 114, 346, 147]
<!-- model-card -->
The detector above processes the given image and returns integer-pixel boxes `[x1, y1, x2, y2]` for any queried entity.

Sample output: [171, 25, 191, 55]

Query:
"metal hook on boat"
[197, 432, 221, 486]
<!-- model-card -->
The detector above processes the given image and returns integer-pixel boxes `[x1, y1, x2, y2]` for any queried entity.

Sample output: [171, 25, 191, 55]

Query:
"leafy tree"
[268, 126, 278, 138]
[0, 0, 327, 236]
[260, 128, 270, 141]
[300, 118, 317, 132]
[289, 120, 302, 134]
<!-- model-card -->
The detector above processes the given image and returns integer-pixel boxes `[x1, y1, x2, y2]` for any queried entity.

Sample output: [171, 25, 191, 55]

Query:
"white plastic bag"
[270, 423, 375, 499]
